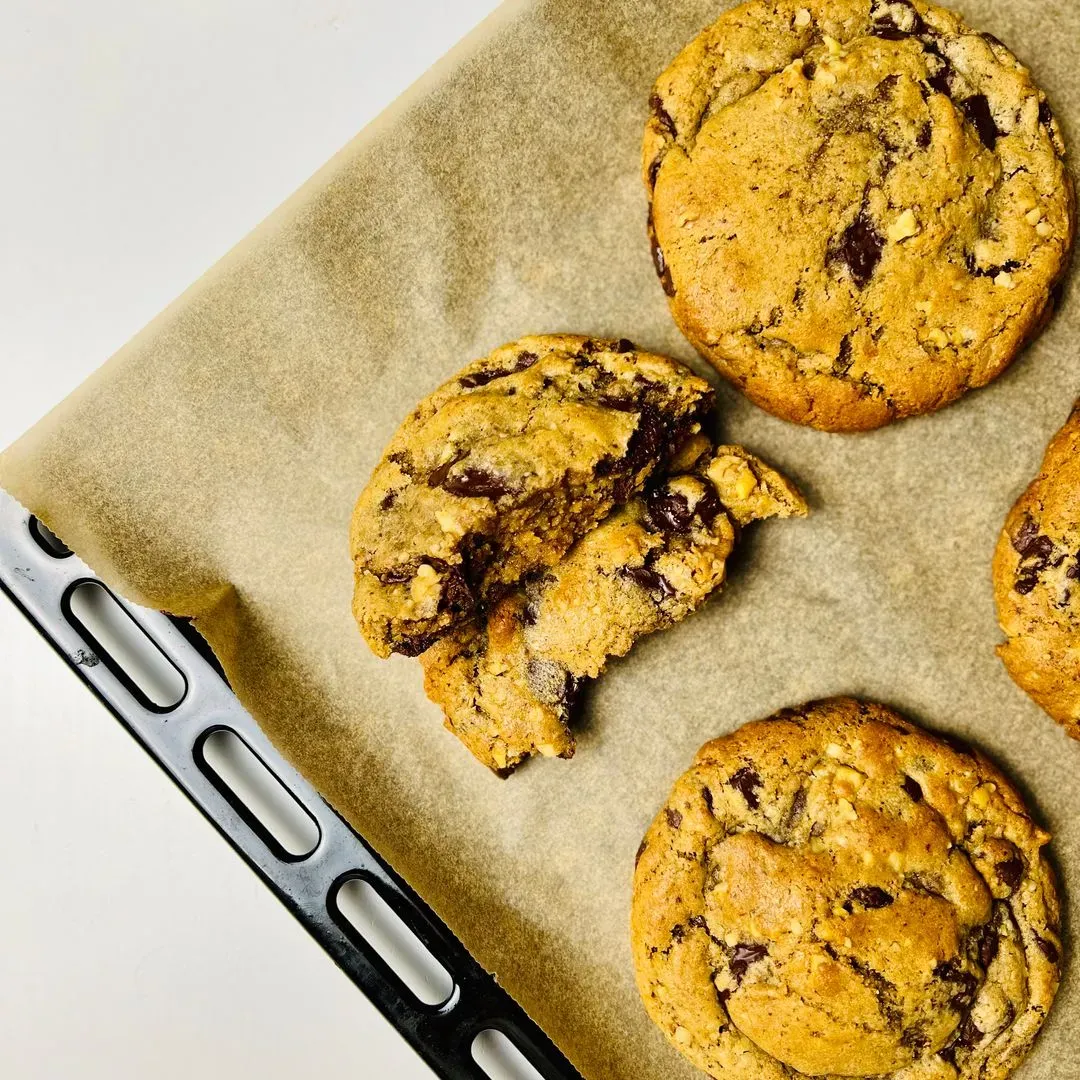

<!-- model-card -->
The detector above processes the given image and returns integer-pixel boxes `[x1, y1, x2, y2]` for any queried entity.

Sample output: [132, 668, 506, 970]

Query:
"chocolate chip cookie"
[645, 0, 1074, 431]
[421, 446, 806, 773]
[350, 336, 713, 657]
[632, 698, 1060, 1079]
[994, 401, 1080, 738]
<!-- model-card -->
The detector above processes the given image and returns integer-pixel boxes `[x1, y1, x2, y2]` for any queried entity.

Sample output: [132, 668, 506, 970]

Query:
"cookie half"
[350, 336, 713, 657]
[994, 401, 1080, 736]
[645, 0, 1074, 431]
[632, 698, 1060, 1079]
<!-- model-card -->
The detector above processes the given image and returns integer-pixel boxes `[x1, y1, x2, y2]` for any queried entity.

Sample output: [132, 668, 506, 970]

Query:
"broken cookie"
[420, 447, 806, 773]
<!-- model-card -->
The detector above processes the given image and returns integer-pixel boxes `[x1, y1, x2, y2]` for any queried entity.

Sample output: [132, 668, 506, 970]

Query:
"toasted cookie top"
[645, 0, 1074, 430]
[632, 698, 1060, 1079]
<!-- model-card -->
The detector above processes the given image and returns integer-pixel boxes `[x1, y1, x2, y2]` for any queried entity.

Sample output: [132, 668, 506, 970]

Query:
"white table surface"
[0, 3, 501, 1076]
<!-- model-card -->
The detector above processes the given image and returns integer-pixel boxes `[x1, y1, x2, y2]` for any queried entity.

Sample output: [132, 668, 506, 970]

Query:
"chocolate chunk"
[902, 775, 924, 802]
[635, 838, 647, 865]
[694, 485, 723, 529]
[965, 254, 1022, 279]
[961, 94, 999, 149]
[1014, 571, 1039, 595]
[870, 21, 911, 40]
[621, 406, 667, 488]
[1067, 558, 1080, 581]
[671, 923, 685, 942]
[729, 766, 762, 810]
[917, 121, 933, 148]
[441, 466, 515, 499]
[717, 987, 732, 1007]
[428, 453, 465, 487]
[833, 334, 854, 376]
[379, 490, 398, 510]
[645, 488, 694, 534]
[647, 155, 663, 189]
[787, 786, 808, 826]
[1012, 516, 1039, 554]
[871, 0, 927, 37]
[940, 1015, 983, 1065]
[831, 211, 884, 288]
[1039, 99, 1055, 130]
[906, 872, 944, 898]
[620, 565, 676, 598]
[802, 61, 817, 80]
[665, 807, 683, 829]
[901, 1027, 929, 1052]
[614, 338, 635, 353]
[850, 886, 894, 909]
[974, 924, 999, 970]
[934, 961, 978, 1009]
[997, 856, 1024, 892]
[525, 658, 578, 716]
[395, 632, 439, 657]
[439, 565, 474, 614]
[459, 367, 512, 390]
[927, 57, 954, 97]
[649, 93, 676, 139]
[688, 914, 708, 931]
[730, 943, 768, 981]
[1035, 934, 1060, 964]
[1022, 534, 1055, 566]
[649, 218, 676, 297]
[702, 786, 714, 813]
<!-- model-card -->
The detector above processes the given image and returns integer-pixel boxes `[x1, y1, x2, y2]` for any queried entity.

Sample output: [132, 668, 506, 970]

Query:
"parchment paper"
[3, 1, 1078, 1076]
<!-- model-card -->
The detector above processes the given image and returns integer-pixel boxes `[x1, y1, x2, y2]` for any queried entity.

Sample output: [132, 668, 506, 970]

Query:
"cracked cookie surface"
[994, 401, 1080, 737]
[632, 698, 1060, 1079]
[420, 446, 806, 773]
[645, 0, 1074, 431]
[350, 335, 713, 657]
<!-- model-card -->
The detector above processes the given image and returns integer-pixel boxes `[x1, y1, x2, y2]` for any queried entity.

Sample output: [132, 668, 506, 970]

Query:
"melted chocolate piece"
[620, 565, 676, 598]
[997, 856, 1024, 892]
[702, 786, 714, 813]
[458, 350, 538, 388]
[917, 121, 933, 148]
[441, 466, 515, 499]
[730, 943, 768, 982]
[974, 923, 999, 970]
[902, 775, 924, 802]
[1012, 516, 1039, 554]
[787, 786, 808, 825]
[833, 334, 854, 376]
[649, 217, 676, 297]
[665, 807, 683, 829]
[1035, 934, 1060, 964]
[1039, 99, 1055, 130]
[649, 93, 677, 139]
[1015, 572, 1039, 595]
[961, 94, 1000, 149]
[729, 766, 762, 810]
[635, 838, 647, 865]
[645, 488, 694, 534]
[849, 886, 894, 909]
[614, 338, 636, 353]
[831, 211, 884, 288]
[379, 490, 398, 510]
[694, 485, 723, 529]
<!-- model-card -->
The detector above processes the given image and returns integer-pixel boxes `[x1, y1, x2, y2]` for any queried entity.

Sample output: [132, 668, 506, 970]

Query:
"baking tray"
[0, 486, 579, 1080]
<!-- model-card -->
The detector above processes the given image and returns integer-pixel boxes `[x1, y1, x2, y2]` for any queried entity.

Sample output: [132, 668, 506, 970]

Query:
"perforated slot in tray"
[0, 492, 581, 1080]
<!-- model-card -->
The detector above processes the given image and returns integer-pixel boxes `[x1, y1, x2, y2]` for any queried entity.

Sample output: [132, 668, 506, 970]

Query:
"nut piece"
[887, 209, 921, 243]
